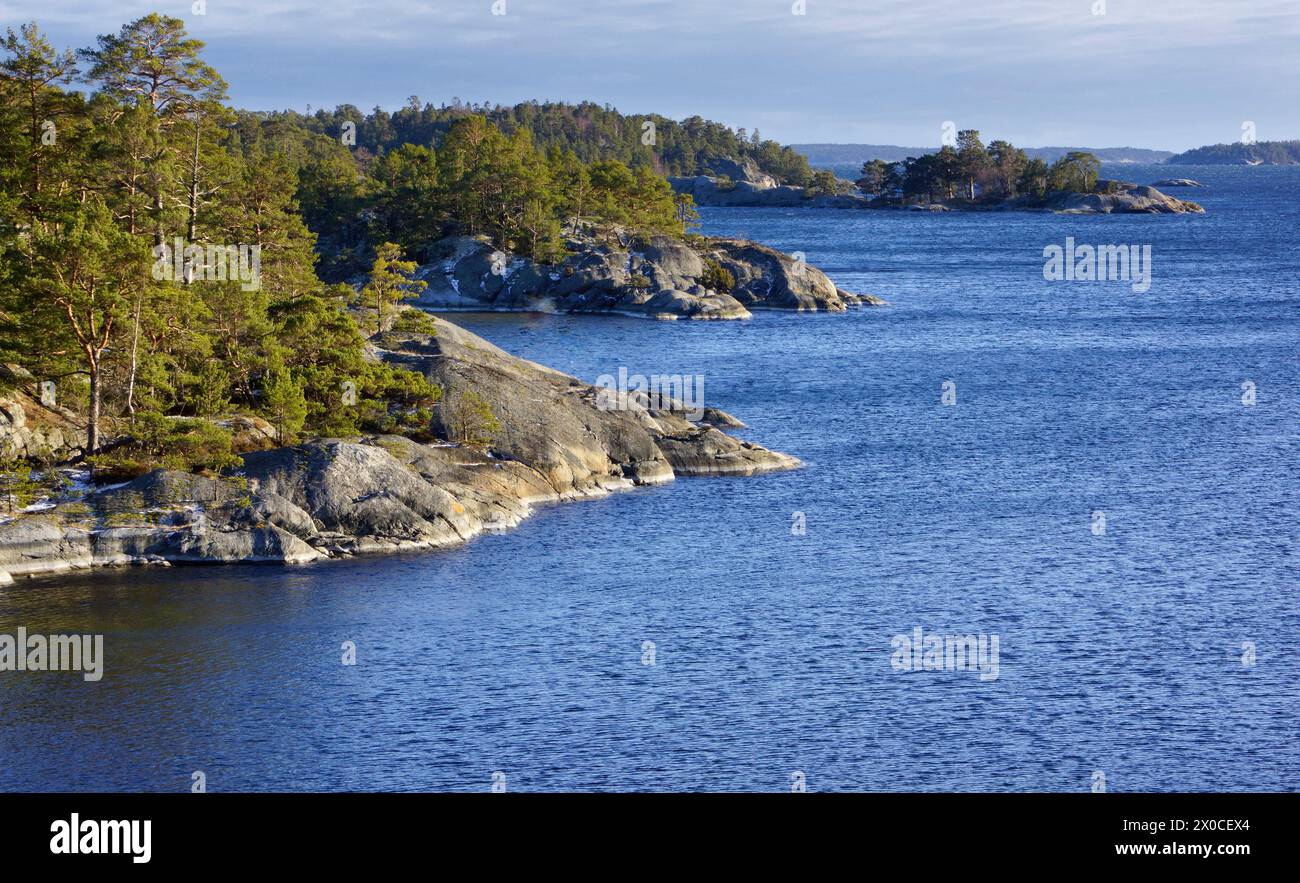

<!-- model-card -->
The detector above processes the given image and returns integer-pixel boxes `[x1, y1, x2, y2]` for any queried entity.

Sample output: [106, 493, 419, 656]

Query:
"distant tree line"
[288, 99, 816, 187]
[854, 131, 1102, 205]
[294, 113, 693, 279]
[1166, 140, 1300, 165]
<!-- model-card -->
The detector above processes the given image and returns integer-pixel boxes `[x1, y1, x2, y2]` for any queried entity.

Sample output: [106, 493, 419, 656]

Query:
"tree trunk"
[154, 188, 165, 249]
[187, 118, 201, 243]
[125, 291, 143, 417]
[87, 360, 102, 455]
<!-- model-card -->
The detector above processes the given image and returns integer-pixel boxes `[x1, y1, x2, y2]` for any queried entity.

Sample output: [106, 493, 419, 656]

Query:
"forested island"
[1165, 140, 1300, 165]
[791, 143, 1174, 165]
[673, 133, 1204, 213]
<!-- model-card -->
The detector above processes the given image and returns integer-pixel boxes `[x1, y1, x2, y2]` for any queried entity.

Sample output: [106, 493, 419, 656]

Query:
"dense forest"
[293, 99, 816, 185]
[294, 110, 692, 279]
[1166, 140, 1300, 165]
[854, 132, 1104, 205]
[0, 14, 706, 483]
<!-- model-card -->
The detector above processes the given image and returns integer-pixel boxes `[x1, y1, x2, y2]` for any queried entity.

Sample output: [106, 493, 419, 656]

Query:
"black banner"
[1, 792, 1282, 868]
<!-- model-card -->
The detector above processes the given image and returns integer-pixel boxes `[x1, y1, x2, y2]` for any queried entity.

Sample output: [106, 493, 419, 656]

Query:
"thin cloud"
[4, 0, 1297, 147]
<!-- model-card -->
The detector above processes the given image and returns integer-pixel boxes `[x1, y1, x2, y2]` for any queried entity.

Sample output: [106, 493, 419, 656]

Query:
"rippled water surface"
[2, 164, 1296, 791]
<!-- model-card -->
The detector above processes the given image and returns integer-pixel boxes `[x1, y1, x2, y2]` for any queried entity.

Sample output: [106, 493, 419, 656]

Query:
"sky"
[3, 0, 1298, 151]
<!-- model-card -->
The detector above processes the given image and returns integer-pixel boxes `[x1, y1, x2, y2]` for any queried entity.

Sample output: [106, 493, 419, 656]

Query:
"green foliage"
[0, 15, 814, 476]
[260, 368, 309, 444]
[78, 13, 227, 113]
[391, 308, 438, 335]
[700, 258, 735, 292]
[0, 17, 458, 472]
[130, 413, 241, 473]
[955, 129, 990, 201]
[1048, 151, 1102, 195]
[352, 362, 442, 439]
[1018, 158, 1050, 199]
[190, 362, 232, 417]
[578, 158, 682, 237]
[855, 159, 892, 196]
[883, 136, 1100, 205]
[245, 106, 786, 273]
[805, 169, 843, 198]
[0, 455, 40, 513]
[84, 414, 240, 480]
[368, 143, 441, 255]
[361, 242, 426, 335]
[82, 453, 153, 484]
[1166, 140, 1300, 165]
[291, 100, 814, 186]
[444, 389, 501, 448]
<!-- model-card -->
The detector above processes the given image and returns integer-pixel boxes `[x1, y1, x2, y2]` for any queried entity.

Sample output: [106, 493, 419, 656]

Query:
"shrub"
[90, 415, 241, 481]
[353, 366, 442, 441]
[443, 389, 501, 447]
[700, 258, 735, 292]
[391, 308, 439, 335]
[0, 456, 40, 514]
[85, 453, 154, 484]
[260, 369, 309, 445]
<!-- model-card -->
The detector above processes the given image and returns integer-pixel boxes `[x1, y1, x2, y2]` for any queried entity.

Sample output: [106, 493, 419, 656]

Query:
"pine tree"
[361, 243, 426, 336]
[0, 23, 81, 228]
[80, 14, 228, 245]
[260, 368, 308, 445]
[20, 200, 147, 452]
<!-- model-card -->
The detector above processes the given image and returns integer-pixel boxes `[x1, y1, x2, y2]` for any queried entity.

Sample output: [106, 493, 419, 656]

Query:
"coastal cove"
[2, 164, 1296, 792]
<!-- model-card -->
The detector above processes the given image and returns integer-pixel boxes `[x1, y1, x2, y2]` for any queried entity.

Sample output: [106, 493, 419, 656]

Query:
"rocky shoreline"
[0, 318, 798, 582]
[408, 232, 884, 320]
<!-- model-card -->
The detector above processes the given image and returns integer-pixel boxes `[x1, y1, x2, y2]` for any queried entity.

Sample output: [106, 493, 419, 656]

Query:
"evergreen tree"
[0, 23, 81, 228]
[361, 243, 426, 335]
[19, 200, 148, 452]
[1048, 152, 1101, 194]
[856, 159, 892, 196]
[260, 367, 308, 444]
[955, 130, 989, 201]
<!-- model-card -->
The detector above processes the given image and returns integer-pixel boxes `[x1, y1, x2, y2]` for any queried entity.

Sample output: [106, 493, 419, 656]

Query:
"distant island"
[671, 133, 1203, 214]
[1166, 140, 1300, 165]
[792, 143, 1175, 166]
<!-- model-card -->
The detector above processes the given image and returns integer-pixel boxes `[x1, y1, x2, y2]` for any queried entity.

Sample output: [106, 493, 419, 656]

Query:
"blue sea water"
[1, 164, 1296, 792]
